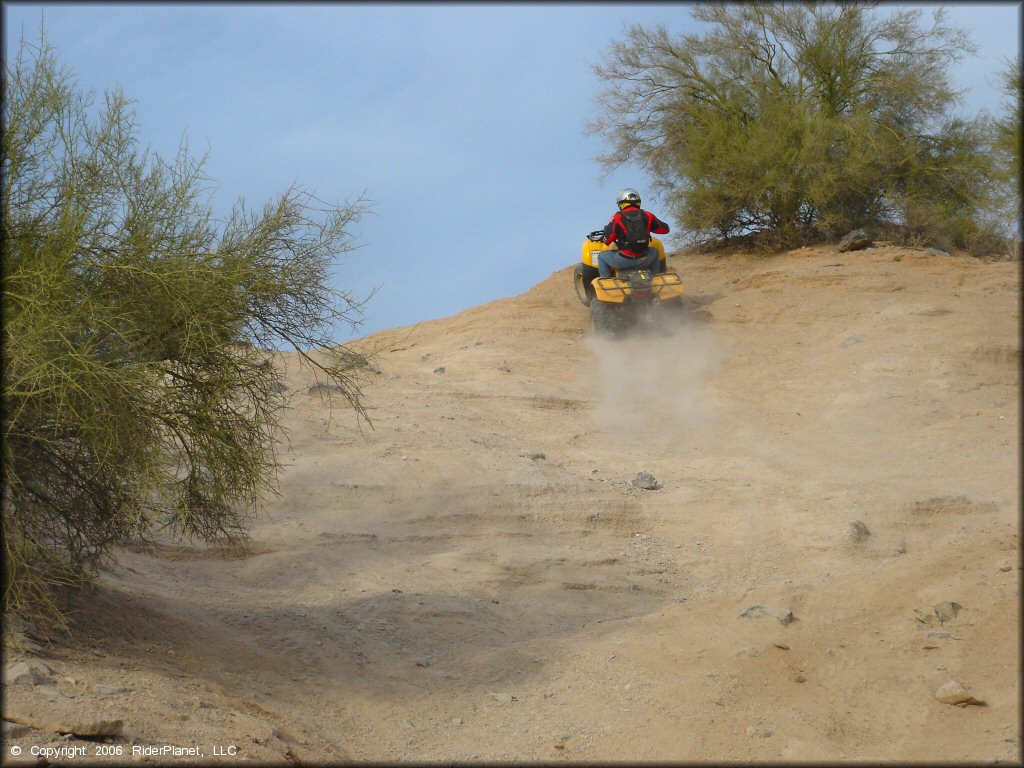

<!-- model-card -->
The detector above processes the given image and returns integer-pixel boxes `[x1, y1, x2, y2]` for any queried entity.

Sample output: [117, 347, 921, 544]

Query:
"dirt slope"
[4, 244, 1020, 764]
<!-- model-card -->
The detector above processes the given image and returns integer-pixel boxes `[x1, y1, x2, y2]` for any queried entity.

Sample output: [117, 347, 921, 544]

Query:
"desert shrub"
[2, 36, 372, 624]
[978, 56, 1023, 258]
[590, 4, 1012, 254]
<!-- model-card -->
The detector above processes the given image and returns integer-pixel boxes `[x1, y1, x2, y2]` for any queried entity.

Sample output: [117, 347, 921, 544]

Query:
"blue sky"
[3, 2, 1020, 341]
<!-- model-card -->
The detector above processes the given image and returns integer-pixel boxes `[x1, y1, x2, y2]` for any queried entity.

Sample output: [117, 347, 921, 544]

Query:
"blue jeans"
[597, 247, 660, 278]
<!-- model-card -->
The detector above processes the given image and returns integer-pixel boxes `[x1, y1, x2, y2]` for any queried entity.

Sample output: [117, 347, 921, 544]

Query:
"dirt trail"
[4, 244, 1020, 763]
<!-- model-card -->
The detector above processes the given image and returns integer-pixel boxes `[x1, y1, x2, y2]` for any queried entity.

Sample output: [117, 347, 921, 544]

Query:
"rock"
[6, 713, 125, 737]
[838, 229, 873, 252]
[400, 719, 415, 729]
[2, 720, 32, 738]
[841, 336, 863, 348]
[271, 726, 299, 745]
[933, 601, 962, 623]
[71, 719, 125, 737]
[414, 658, 431, 668]
[915, 601, 962, 626]
[847, 520, 871, 541]
[790, 674, 807, 683]
[631, 471, 662, 490]
[2, 616, 43, 653]
[433, 367, 446, 374]
[487, 692, 516, 704]
[927, 631, 951, 639]
[4, 660, 53, 686]
[735, 646, 762, 657]
[925, 247, 951, 257]
[307, 382, 343, 395]
[93, 684, 131, 695]
[739, 605, 795, 625]
[935, 679, 985, 706]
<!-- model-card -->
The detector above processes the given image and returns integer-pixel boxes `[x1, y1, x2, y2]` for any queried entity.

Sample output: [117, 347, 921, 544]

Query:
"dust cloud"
[582, 319, 724, 438]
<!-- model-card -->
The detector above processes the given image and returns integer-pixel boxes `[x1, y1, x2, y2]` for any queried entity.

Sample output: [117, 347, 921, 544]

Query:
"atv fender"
[650, 272, 684, 301]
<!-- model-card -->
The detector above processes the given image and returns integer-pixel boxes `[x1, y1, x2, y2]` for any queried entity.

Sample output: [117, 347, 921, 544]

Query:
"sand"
[3, 243, 1020, 763]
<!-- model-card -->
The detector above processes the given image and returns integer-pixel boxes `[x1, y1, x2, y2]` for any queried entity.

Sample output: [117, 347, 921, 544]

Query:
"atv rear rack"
[591, 272, 684, 304]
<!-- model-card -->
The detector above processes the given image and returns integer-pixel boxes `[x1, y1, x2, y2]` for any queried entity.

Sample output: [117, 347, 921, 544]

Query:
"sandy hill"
[3, 244, 1020, 763]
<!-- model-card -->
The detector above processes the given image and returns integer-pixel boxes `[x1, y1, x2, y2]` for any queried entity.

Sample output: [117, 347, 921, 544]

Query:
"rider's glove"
[587, 230, 606, 243]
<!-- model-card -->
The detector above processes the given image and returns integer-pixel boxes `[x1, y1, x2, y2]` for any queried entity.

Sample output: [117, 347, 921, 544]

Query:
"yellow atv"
[573, 232, 685, 336]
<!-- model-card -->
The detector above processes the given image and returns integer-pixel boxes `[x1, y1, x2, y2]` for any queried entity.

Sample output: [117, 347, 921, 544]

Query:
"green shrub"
[590, 5, 1017, 255]
[2, 37, 372, 624]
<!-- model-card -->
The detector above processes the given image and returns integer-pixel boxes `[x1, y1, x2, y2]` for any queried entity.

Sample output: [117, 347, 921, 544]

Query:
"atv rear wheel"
[659, 296, 685, 318]
[654, 297, 686, 333]
[590, 299, 619, 336]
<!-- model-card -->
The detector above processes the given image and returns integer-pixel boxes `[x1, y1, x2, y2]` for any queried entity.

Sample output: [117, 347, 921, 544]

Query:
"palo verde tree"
[2, 37, 373, 623]
[985, 56, 1022, 251]
[590, 2, 1014, 253]
[994, 57, 1022, 185]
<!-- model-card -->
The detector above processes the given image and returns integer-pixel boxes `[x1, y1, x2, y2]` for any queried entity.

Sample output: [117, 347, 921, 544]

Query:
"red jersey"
[603, 206, 670, 256]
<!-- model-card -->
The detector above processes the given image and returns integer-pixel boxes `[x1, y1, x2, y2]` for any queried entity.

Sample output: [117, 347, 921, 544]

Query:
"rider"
[597, 188, 670, 278]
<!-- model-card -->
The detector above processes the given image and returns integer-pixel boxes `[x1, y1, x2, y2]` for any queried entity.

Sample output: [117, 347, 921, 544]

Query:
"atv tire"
[656, 297, 686, 335]
[574, 263, 598, 307]
[659, 296, 686, 319]
[591, 300, 619, 336]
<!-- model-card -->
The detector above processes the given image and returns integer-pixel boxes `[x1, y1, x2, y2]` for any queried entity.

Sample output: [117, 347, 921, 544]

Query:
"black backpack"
[619, 208, 651, 253]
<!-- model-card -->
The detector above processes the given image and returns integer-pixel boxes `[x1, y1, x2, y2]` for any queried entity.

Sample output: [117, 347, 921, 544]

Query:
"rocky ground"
[3, 243, 1020, 764]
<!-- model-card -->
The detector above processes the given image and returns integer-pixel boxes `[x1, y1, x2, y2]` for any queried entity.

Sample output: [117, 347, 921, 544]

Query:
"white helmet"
[616, 188, 642, 209]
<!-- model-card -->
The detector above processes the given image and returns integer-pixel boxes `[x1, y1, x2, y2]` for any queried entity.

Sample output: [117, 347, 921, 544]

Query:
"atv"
[573, 231, 685, 336]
